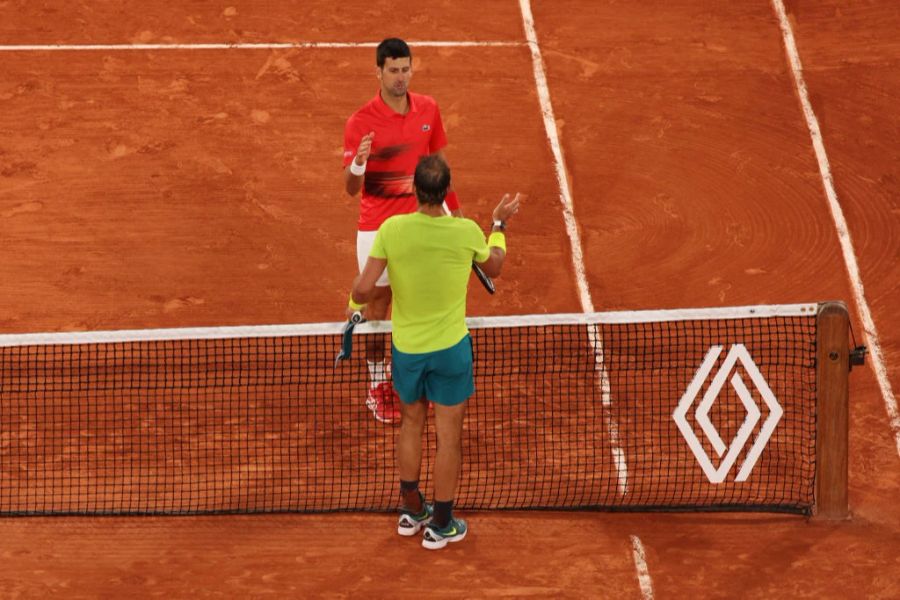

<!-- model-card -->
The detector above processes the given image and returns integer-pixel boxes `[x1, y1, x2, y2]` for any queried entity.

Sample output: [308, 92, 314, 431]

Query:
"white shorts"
[357, 230, 389, 287]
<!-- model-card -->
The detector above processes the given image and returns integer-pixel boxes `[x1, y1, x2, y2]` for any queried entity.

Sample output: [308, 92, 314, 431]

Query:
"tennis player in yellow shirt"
[346, 155, 520, 549]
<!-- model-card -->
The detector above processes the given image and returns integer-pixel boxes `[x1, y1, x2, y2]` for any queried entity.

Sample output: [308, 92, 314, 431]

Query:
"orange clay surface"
[0, 1, 898, 597]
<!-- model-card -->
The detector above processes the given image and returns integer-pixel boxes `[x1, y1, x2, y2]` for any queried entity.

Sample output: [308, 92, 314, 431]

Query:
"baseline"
[0, 41, 522, 52]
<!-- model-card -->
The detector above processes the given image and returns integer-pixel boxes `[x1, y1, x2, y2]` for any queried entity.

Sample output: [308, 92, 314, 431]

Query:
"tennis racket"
[334, 311, 364, 368]
[472, 263, 495, 294]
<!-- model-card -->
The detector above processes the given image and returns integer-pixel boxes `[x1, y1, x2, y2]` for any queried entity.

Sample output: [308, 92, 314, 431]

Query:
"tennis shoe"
[422, 517, 467, 550]
[397, 492, 433, 536]
[366, 381, 400, 423]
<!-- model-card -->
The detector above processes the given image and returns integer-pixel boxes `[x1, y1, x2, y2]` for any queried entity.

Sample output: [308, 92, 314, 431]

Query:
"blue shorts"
[391, 335, 474, 406]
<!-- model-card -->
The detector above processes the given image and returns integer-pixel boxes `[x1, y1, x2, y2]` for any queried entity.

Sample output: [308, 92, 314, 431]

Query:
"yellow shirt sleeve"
[471, 221, 491, 263]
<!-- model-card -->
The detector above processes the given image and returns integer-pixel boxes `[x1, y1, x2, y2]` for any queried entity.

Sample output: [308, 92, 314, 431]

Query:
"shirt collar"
[373, 90, 417, 117]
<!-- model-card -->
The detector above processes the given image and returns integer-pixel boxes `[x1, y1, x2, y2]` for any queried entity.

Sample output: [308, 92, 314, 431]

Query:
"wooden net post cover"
[815, 301, 850, 519]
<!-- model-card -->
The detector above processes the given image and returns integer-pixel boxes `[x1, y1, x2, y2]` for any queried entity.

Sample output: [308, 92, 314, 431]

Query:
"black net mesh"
[0, 310, 817, 515]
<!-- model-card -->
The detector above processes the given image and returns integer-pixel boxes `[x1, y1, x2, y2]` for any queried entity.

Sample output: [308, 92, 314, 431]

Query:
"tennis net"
[0, 303, 850, 516]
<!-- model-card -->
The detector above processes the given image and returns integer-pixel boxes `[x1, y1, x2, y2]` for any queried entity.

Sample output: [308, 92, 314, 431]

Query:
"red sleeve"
[343, 116, 363, 169]
[429, 103, 448, 153]
[444, 190, 460, 211]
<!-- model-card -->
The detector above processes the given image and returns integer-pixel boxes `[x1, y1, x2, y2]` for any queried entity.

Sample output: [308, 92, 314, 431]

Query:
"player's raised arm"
[344, 131, 375, 196]
[476, 193, 522, 278]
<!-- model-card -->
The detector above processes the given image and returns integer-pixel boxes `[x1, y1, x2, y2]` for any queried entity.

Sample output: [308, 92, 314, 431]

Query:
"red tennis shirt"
[343, 91, 455, 231]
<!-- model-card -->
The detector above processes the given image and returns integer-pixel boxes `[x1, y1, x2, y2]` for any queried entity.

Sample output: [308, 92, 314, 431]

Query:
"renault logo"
[673, 344, 783, 484]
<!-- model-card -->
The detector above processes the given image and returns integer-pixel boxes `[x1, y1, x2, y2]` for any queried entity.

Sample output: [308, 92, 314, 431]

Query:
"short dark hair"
[414, 155, 451, 206]
[376, 38, 411, 68]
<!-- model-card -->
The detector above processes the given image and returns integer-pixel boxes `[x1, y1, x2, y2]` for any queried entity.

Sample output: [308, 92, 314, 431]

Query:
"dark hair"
[376, 38, 411, 68]
[414, 155, 451, 206]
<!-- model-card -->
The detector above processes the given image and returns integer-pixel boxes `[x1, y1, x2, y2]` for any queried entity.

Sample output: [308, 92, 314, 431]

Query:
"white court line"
[772, 0, 900, 459]
[0, 41, 521, 52]
[517, 0, 630, 495]
[517, 1, 593, 314]
[630, 535, 655, 600]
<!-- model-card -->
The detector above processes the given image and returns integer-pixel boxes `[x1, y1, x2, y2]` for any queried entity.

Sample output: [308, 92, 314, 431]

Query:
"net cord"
[0, 304, 819, 348]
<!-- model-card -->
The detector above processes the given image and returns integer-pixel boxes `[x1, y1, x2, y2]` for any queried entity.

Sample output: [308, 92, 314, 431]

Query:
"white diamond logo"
[673, 344, 783, 484]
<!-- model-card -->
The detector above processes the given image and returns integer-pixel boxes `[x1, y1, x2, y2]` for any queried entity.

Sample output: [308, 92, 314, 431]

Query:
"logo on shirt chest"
[422, 124, 431, 132]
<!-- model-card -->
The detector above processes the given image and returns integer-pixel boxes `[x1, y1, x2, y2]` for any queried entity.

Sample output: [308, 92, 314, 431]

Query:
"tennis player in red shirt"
[343, 38, 461, 424]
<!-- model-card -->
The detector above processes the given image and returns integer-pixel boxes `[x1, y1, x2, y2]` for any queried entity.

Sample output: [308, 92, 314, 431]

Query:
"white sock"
[367, 360, 390, 386]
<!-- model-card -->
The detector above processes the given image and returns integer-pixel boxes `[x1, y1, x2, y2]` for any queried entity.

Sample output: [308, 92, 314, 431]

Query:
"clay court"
[1, 1, 898, 598]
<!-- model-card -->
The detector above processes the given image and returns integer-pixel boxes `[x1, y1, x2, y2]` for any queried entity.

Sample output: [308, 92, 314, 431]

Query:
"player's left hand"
[493, 193, 523, 223]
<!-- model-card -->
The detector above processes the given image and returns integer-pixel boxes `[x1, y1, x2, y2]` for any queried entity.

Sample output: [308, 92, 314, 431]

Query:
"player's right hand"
[355, 131, 375, 166]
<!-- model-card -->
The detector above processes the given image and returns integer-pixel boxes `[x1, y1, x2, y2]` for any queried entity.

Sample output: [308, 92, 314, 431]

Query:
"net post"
[815, 301, 850, 519]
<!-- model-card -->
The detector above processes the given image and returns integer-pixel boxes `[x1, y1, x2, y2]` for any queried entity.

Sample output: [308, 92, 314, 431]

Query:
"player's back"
[373, 212, 487, 353]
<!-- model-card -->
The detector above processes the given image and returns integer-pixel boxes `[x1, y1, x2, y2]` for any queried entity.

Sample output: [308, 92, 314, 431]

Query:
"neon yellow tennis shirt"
[370, 212, 491, 354]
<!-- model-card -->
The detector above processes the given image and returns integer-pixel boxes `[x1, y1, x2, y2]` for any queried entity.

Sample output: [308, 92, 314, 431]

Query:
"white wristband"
[349, 160, 366, 176]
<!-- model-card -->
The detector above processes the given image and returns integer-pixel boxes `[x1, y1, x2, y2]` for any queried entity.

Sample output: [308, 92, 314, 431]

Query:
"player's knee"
[434, 406, 465, 444]
[364, 342, 384, 358]
[364, 335, 386, 357]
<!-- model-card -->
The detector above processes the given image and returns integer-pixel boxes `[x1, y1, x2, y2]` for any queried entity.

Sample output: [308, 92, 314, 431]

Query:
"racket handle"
[472, 263, 496, 294]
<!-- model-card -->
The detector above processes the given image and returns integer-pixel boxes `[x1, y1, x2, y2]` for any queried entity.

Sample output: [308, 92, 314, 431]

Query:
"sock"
[367, 360, 390, 386]
[433, 500, 454, 528]
[400, 480, 422, 512]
